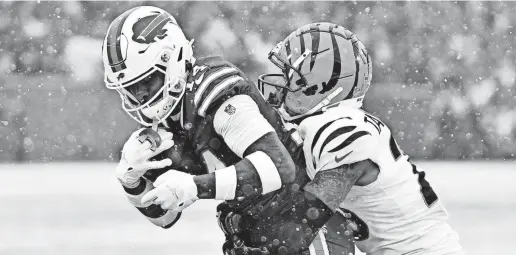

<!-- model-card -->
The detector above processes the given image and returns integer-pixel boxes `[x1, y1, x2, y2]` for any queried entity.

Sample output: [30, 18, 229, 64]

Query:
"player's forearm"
[303, 161, 365, 211]
[194, 132, 296, 200]
[243, 132, 296, 184]
[122, 177, 182, 228]
[193, 173, 216, 198]
[211, 95, 296, 200]
[194, 158, 262, 199]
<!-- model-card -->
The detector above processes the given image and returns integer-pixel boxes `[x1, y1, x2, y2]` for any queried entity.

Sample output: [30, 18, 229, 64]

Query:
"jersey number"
[363, 113, 384, 134]
[364, 113, 404, 161]
[364, 113, 438, 207]
[412, 164, 438, 207]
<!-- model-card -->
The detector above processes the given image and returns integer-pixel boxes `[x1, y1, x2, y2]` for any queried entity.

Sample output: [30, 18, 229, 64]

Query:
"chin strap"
[178, 98, 187, 129]
[151, 119, 160, 131]
[321, 96, 364, 112]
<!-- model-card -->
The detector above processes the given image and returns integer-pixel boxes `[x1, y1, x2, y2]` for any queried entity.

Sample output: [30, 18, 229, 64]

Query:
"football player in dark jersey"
[103, 4, 295, 230]
[102, 6, 358, 255]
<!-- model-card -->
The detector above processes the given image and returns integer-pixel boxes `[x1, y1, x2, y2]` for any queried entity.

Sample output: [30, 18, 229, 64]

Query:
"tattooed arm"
[304, 160, 369, 211]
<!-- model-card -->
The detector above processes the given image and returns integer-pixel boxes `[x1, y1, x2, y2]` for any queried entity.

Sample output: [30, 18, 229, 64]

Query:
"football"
[141, 129, 205, 182]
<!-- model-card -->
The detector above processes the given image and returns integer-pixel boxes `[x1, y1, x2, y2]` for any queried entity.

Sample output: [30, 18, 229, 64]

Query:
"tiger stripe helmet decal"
[258, 22, 373, 121]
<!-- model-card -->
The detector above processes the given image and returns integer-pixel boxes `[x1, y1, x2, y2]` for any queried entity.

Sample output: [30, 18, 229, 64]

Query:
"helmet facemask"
[106, 47, 188, 127]
[257, 42, 312, 108]
[258, 40, 342, 121]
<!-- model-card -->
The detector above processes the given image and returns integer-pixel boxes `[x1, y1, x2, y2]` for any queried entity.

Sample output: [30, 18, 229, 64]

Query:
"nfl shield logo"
[224, 104, 236, 115]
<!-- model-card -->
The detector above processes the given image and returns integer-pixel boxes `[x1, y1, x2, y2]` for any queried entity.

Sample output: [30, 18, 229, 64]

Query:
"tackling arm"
[229, 162, 367, 254]
[230, 162, 367, 254]
[194, 94, 296, 200]
[303, 160, 368, 211]
[302, 111, 379, 211]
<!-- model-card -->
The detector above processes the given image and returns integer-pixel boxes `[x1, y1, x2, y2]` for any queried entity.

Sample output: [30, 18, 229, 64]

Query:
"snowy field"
[0, 161, 514, 255]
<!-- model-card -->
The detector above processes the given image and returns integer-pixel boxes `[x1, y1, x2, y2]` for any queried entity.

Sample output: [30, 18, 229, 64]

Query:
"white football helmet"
[258, 23, 372, 121]
[102, 6, 193, 126]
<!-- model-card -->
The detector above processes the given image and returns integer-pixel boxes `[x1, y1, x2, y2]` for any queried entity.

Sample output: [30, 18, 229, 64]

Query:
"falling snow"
[0, 2, 514, 161]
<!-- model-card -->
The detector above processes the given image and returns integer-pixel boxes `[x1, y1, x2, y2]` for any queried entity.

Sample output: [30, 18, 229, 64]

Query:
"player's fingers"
[153, 169, 172, 187]
[154, 169, 183, 187]
[157, 129, 174, 140]
[178, 198, 197, 210]
[142, 159, 173, 172]
[141, 188, 160, 205]
[142, 138, 174, 159]
[164, 196, 184, 213]
[154, 138, 175, 154]
[159, 192, 181, 211]
[170, 199, 190, 213]
[160, 201, 173, 211]
[133, 140, 153, 158]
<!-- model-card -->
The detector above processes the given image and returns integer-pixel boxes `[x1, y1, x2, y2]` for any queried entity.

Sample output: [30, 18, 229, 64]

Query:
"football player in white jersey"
[258, 22, 464, 255]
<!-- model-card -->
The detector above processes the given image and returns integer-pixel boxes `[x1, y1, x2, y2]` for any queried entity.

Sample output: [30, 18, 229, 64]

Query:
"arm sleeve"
[122, 177, 182, 229]
[212, 94, 275, 158]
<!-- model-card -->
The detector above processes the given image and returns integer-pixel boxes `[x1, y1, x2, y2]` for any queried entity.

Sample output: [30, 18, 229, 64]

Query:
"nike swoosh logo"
[335, 150, 353, 163]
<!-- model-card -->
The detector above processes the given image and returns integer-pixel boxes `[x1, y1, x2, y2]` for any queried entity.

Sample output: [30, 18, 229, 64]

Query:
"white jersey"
[298, 106, 463, 255]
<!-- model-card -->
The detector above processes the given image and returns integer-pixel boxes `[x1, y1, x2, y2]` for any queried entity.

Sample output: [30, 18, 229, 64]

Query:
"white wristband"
[215, 165, 238, 200]
[246, 151, 282, 194]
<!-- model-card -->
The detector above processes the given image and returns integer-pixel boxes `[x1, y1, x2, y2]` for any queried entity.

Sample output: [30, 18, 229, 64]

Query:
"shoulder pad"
[195, 56, 230, 67]
[190, 57, 252, 118]
[307, 113, 379, 172]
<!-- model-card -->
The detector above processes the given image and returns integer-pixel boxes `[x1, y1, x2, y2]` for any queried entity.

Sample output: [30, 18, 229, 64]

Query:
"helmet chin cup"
[122, 76, 186, 127]
[140, 94, 177, 122]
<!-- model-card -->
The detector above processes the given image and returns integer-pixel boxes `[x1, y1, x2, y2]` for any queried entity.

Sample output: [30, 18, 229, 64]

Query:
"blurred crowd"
[0, 1, 515, 161]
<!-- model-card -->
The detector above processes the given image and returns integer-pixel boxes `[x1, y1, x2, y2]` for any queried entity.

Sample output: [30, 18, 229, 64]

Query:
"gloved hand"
[140, 169, 199, 212]
[116, 127, 175, 188]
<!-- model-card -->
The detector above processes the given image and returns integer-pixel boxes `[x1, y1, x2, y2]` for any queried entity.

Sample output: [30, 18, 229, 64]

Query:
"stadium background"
[0, 1, 514, 254]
